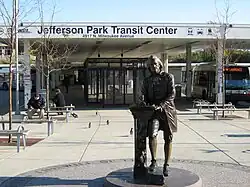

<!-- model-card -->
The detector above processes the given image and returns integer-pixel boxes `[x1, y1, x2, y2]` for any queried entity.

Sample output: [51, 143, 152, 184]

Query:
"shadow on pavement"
[174, 97, 193, 111]
[223, 134, 250, 138]
[0, 177, 104, 187]
[199, 149, 229, 153]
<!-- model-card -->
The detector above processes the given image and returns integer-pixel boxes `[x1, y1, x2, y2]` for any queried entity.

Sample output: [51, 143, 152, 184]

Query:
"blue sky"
[1, 0, 250, 23]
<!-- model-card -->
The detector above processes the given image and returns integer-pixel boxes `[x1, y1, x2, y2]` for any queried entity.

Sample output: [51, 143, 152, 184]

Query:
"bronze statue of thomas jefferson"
[141, 55, 177, 176]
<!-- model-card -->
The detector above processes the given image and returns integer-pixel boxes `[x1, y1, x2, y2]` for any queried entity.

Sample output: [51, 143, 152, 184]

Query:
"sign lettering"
[18, 28, 31, 33]
[37, 25, 178, 36]
[224, 67, 243, 72]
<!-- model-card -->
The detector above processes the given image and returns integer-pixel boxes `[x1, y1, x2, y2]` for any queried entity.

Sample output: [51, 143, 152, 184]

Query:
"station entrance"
[84, 58, 148, 107]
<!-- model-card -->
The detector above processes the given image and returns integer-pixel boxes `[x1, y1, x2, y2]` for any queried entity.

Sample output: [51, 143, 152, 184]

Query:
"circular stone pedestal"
[104, 167, 202, 187]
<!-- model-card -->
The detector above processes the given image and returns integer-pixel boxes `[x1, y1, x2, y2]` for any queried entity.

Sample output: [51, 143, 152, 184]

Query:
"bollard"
[16, 125, 24, 153]
[88, 122, 91, 128]
[96, 111, 98, 115]
[47, 121, 51, 136]
[50, 121, 54, 135]
[47, 117, 53, 136]
[130, 128, 133, 135]
[17, 134, 20, 153]
[66, 108, 69, 123]
[106, 120, 109, 125]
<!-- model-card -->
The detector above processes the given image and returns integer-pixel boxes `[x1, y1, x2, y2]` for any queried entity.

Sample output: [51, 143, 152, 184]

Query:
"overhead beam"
[111, 41, 152, 58]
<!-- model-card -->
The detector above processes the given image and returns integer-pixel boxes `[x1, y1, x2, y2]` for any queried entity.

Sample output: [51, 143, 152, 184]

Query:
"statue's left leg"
[148, 119, 160, 172]
[163, 132, 173, 177]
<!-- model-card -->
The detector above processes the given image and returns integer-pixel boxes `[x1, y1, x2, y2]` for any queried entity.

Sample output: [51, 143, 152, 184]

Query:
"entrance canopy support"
[23, 40, 31, 109]
[161, 52, 169, 73]
[216, 25, 226, 104]
[185, 44, 192, 99]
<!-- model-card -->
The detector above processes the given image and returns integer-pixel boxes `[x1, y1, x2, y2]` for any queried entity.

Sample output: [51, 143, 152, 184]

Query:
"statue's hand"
[139, 95, 145, 102]
[154, 105, 163, 112]
[138, 101, 146, 107]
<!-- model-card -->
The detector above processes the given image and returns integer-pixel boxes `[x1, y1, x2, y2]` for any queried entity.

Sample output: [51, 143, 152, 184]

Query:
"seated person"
[52, 88, 66, 115]
[27, 93, 45, 119]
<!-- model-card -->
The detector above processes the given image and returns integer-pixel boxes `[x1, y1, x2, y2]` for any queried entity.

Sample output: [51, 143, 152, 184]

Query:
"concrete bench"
[50, 104, 75, 113]
[31, 109, 70, 123]
[192, 99, 210, 108]
[211, 107, 250, 120]
[0, 125, 30, 152]
[46, 109, 71, 122]
[1, 117, 55, 136]
[195, 102, 233, 114]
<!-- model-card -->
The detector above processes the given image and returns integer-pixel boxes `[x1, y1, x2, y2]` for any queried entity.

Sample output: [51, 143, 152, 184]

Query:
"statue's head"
[147, 55, 163, 74]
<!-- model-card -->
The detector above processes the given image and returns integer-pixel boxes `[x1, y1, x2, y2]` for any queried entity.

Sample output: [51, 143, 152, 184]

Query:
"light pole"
[14, 0, 20, 115]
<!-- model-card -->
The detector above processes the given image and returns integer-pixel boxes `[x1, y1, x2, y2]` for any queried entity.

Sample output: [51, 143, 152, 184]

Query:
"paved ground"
[0, 101, 249, 186]
[0, 159, 249, 187]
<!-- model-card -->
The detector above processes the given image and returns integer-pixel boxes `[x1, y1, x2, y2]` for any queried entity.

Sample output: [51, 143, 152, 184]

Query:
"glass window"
[181, 71, 186, 83]
[198, 72, 208, 86]
[5, 48, 11, 55]
[193, 71, 198, 85]
[225, 72, 248, 80]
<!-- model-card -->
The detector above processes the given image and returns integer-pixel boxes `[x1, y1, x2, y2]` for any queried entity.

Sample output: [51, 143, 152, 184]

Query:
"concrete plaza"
[0, 103, 249, 186]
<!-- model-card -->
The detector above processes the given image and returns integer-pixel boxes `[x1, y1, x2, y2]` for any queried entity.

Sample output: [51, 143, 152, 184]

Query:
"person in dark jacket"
[52, 88, 66, 115]
[27, 93, 45, 119]
[63, 76, 70, 93]
[141, 55, 177, 176]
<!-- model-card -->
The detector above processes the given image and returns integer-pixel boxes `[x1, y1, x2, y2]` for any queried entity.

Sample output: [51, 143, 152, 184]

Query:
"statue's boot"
[149, 137, 157, 172]
[163, 142, 172, 176]
[163, 163, 169, 177]
[149, 159, 157, 172]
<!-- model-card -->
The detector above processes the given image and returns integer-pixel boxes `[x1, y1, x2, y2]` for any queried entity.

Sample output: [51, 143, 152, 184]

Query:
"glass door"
[85, 60, 148, 106]
[88, 69, 101, 103]
[103, 68, 127, 105]
[105, 69, 115, 104]
[114, 69, 125, 104]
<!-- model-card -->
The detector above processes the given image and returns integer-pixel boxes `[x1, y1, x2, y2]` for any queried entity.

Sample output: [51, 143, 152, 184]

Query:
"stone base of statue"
[104, 167, 202, 187]
[128, 104, 155, 180]
[147, 168, 164, 185]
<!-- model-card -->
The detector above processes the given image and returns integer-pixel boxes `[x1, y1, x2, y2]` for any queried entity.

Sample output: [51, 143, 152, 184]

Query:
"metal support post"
[14, 0, 20, 114]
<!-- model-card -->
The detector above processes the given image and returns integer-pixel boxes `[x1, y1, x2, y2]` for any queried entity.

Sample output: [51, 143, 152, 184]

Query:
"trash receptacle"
[175, 85, 182, 98]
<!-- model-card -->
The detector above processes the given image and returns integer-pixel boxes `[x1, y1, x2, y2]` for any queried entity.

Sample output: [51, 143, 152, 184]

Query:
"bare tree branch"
[0, 0, 41, 142]
[25, 0, 78, 118]
[0, 0, 12, 26]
